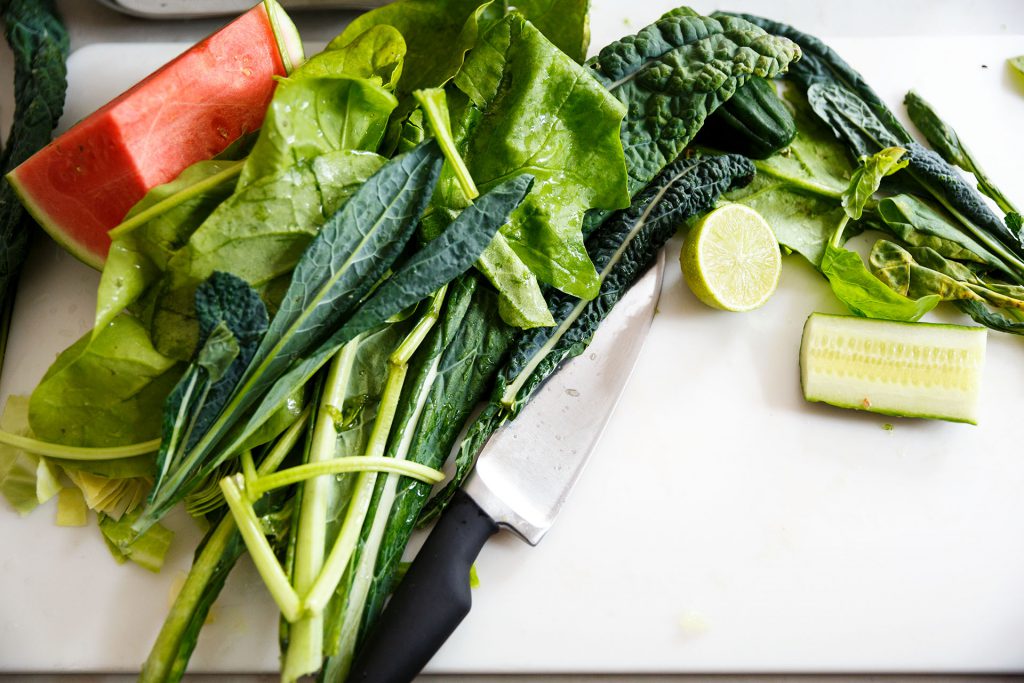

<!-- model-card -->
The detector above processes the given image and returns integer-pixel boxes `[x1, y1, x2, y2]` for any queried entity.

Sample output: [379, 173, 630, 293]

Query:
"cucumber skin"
[799, 313, 987, 425]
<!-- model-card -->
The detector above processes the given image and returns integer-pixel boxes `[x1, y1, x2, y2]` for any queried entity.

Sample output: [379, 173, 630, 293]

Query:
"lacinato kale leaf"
[152, 272, 269, 497]
[0, 0, 68, 353]
[227, 173, 534, 458]
[149, 151, 386, 360]
[587, 9, 800, 200]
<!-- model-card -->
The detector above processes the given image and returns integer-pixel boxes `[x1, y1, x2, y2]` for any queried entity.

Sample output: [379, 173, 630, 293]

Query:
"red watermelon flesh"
[8, 2, 297, 269]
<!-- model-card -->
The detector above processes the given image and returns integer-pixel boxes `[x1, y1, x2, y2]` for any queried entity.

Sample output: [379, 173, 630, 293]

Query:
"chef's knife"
[348, 250, 666, 683]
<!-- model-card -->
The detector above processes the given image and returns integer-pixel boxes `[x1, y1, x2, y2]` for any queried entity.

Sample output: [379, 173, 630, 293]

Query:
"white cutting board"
[2, 6, 1024, 674]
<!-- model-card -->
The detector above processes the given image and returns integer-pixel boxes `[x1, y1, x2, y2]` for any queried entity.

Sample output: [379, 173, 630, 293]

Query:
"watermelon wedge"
[7, 0, 304, 269]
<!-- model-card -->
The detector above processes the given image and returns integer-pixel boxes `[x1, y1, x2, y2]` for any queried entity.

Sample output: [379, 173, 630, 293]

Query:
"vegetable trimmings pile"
[0, 1, 1019, 681]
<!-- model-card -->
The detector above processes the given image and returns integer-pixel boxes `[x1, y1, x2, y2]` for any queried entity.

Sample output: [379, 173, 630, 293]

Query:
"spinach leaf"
[96, 160, 240, 333]
[335, 0, 591, 103]
[820, 246, 940, 320]
[304, 25, 406, 89]
[588, 9, 800, 200]
[0, 0, 68, 311]
[422, 153, 756, 520]
[453, 13, 629, 304]
[238, 76, 396, 188]
[29, 316, 181, 447]
[135, 143, 444, 533]
[820, 148, 941, 320]
[152, 273, 269, 497]
[877, 195, 1019, 276]
[150, 150, 385, 359]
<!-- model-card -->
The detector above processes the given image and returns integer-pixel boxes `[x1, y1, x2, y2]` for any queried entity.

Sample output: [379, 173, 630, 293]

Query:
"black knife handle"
[348, 489, 499, 683]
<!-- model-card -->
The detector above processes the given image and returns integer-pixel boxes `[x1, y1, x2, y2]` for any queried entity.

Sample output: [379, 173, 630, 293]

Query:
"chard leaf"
[99, 510, 174, 573]
[96, 159, 239, 333]
[239, 76, 396, 187]
[587, 10, 801, 199]
[0, 395, 38, 516]
[28, 316, 181, 447]
[305, 25, 406, 89]
[150, 151, 385, 360]
[454, 13, 629, 303]
[136, 143, 444, 532]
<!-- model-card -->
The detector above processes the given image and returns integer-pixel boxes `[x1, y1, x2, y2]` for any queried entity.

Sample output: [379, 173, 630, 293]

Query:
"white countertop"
[2, 1, 1023, 681]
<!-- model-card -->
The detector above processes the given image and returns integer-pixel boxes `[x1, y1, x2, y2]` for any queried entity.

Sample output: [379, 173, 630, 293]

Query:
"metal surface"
[95, 0, 386, 18]
[464, 251, 665, 546]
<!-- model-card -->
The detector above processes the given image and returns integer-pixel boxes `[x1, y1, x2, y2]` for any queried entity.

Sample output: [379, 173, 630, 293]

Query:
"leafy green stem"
[0, 431, 159, 460]
[283, 341, 359, 681]
[107, 160, 245, 239]
[220, 474, 301, 622]
[251, 456, 443, 498]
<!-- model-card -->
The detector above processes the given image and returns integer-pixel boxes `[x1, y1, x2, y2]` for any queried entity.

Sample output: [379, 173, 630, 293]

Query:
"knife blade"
[348, 250, 665, 683]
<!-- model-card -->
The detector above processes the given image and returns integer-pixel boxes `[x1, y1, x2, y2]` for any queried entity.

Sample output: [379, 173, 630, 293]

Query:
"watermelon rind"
[6, 170, 105, 270]
[264, 0, 305, 74]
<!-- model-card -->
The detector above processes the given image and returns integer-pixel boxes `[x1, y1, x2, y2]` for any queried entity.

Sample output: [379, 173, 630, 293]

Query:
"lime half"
[681, 204, 782, 312]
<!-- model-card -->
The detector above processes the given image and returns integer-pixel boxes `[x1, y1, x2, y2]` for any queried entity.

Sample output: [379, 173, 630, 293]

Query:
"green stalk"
[107, 160, 245, 239]
[311, 287, 446, 677]
[251, 457, 443, 497]
[0, 432, 158, 460]
[282, 342, 360, 682]
[220, 474, 301, 621]
[140, 408, 309, 683]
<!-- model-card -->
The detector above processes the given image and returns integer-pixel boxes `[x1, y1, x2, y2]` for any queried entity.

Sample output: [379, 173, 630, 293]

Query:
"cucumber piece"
[800, 313, 987, 424]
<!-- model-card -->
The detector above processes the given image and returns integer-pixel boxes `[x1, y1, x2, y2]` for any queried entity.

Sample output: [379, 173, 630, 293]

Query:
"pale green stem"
[107, 160, 244, 239]
[0, 432, 158, 460]
[241, 450, 258, 499]
[303, 288, 445, 617]
[140, 413, 308, 682]
[251, 457, 443, 497]
[282, 343, 359, 682]
[219, 474, 301, 622]
[258, 405, 311, 476]
[414, 89, 478, 200]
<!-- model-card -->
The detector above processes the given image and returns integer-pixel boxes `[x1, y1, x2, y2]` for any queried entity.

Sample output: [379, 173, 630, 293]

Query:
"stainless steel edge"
[464, 250, 666, 546]
[94, 0, 387, 19]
